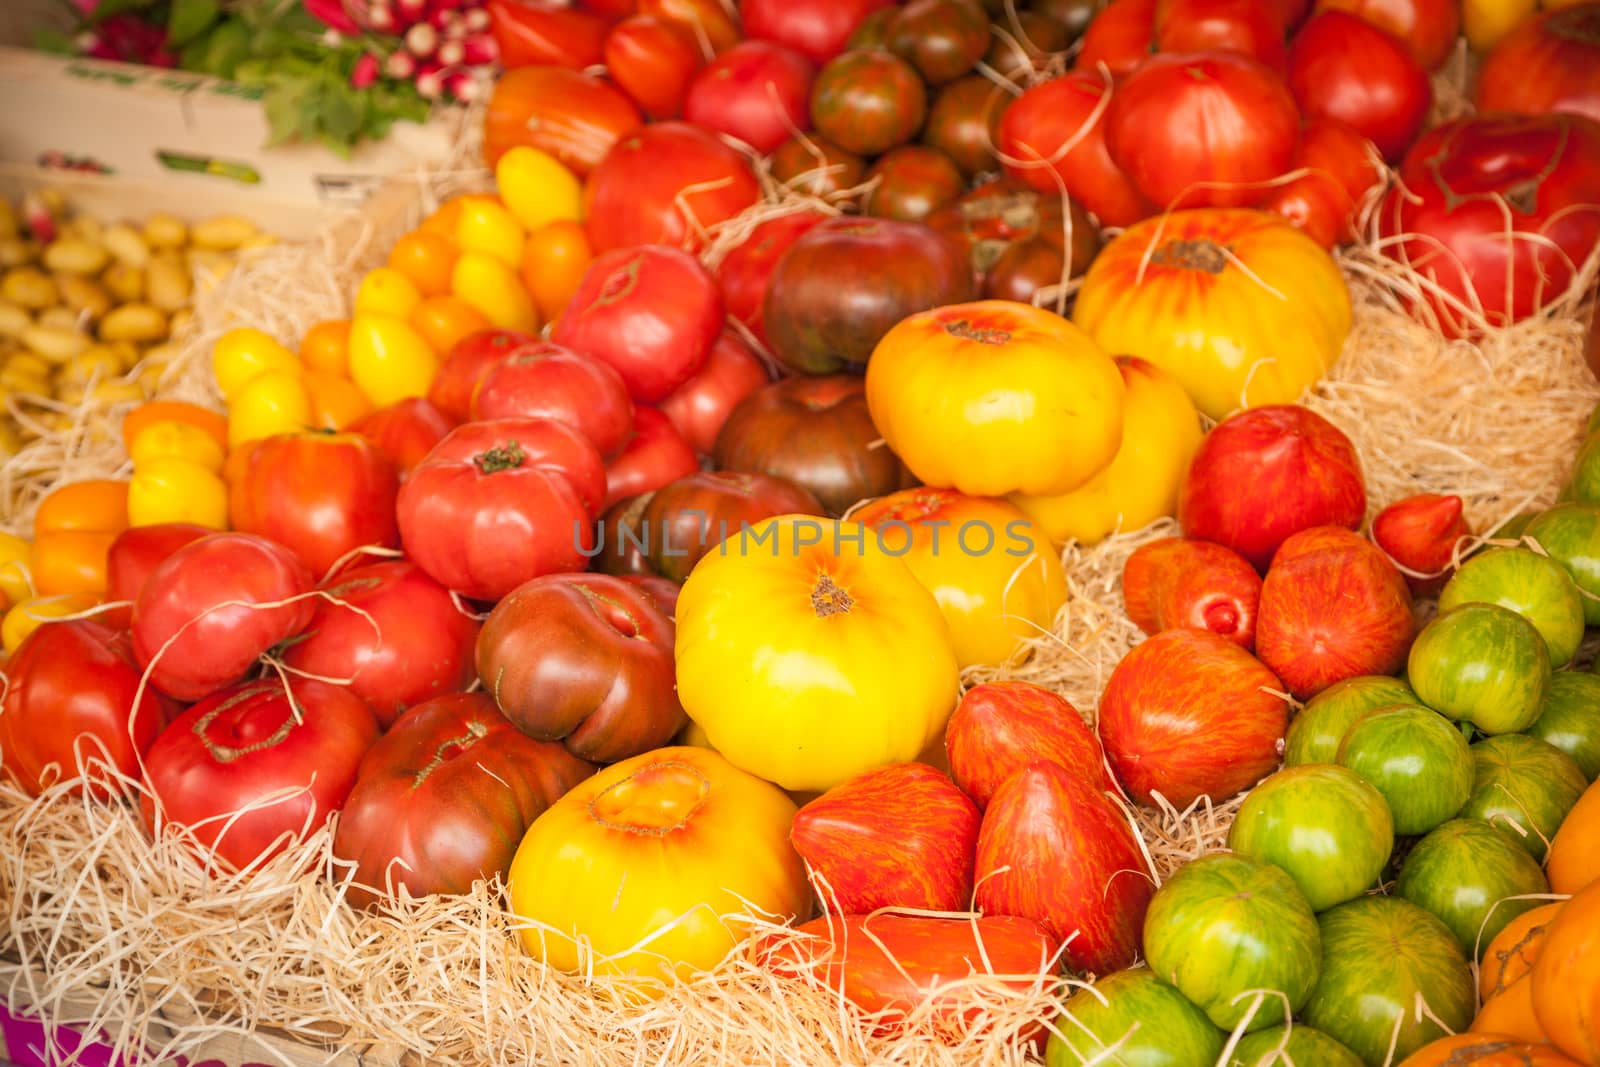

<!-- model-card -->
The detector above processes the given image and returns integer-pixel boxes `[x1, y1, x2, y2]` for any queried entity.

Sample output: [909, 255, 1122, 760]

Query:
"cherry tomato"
[451, 252, 540, 334]
[128, 458, 229, 530]
[298, 320, 353, 376]
[347, 315, 441, 408]
[496, 146, 583, 232]
[409, 294, 493, 356]
[1, 594, 99, 656]
[353, 266, 423, 320]
[303, 367, 376, 430]
[386, 231, 459, 298]
[121, 400, 228, 458]
[227, 370, 313, 449]
[211, 327, 300, 402]
[455, 196, 527, 271]
[521, 220, 594, 324]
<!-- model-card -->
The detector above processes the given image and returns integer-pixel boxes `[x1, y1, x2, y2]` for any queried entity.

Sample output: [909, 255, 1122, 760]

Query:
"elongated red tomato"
[487, 0, 611, 70]
[483, 66, 642, 174]
[603, 14, 703, 121]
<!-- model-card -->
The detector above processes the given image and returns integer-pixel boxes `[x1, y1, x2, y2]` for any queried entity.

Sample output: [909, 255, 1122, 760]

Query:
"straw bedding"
[2, 65, 1598, 1067]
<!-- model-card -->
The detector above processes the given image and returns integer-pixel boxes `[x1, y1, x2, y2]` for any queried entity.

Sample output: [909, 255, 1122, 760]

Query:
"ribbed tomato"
[602, 15, 702, 120]
[483, 66, 642, 174]
[1477, 6, 1600, 129]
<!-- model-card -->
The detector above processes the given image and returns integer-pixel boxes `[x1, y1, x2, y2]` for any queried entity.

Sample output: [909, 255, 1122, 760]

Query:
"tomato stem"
[413, 719, 488, 790]
[941, 318, 1012, 345]
[1150, 239, 1228, 274]
[810, 573, 854, 618]
[473, 441, 527, 474]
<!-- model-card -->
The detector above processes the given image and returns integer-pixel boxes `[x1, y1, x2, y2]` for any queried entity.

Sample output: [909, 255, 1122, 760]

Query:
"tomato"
[332, 692, 596, 909]
[1106, 51, 1301, 210]
[1461, 734, 1587, 861]
[810, 49, 928, 158]
[1048, 969, 1224, 1065]
[301, 317, 355, 378]
[1401, 1037, 1584, 1067]
[764, 914, 1060, 1039]
[520, 220, 592, 324]
[1529, 671, 1600, 781]
[768, 134, 867, 197]
[604, 15, 703, 120]
[508, 746, 809, 986]
[924, 176, 1103, 305]
[739, 0, 898, 65]
[1076, 0, 1159, 76]
[345, 397, 454, 478]
[450, 252, 539, 334]
[1, 595, 97, 656]
[638, 0, 741, 52]
[1397, 819, 1549, 957]
[302, 368, 374, 431]
[1439, 546, 1586, 668]
[141, 677, 379, 872]
[1482, 902, 1562, 1003]
[226, 370, 312, 450]
[346, 315, 440, 408]
[453, 199, 527, 275]
[1524, 504, 1600, 626]
[1260, 117, 1384, 247]
[1532, 878, 1600, 1062]
[210, 327, 299, 402]
[1288, 11, 1432, 162]
[470, 342, 634, 459]
[1408, 603, 1552, 736]
[713, 210, 828, 347]
[1232, 1028, 1366, 1066]
[0, 620, 169, 797]
[850, 488, 1067, 668]
[944, 681, 1115, 810]
[1154, 0, 1291, 69]
[683, 40, 816, 155]
[1336, 703, 1474, 835]
[486, 0, 610, 70]
[121, 400, 228, 458]
[387, 232, 457, 300]
[427, 328, 532, 424]
[395, 418, 605, 603]
[1072, 208, 1352, 421]
[581, 122, 762, 253]
[602, 406, 699, 511]
[0, 531, 31, 608]
[482, 66, 642, 175]
[1316, 0, 1462, 70]
[550, 245, 723, 403]
[884, 0, 992, 84]
[36, 478, 129, 535]
[658, 331, 771, 456]
[922, 74, 1009, 179]
[32, 479, 129, 598]
[1547, 777, 1600, 894]
[127, 458, 229, 531]
[861, 145, 965, 223]
[409, 295, 492, 356]
[1142, 854, 1322, 1031]
[762, 216, 977, 376]
[104, 523, 212, 623]
[675, 516, 961, 793]
[984, 11, 1074, 84]
[354, 266, 424, 320]
[713, 375, 918, 517]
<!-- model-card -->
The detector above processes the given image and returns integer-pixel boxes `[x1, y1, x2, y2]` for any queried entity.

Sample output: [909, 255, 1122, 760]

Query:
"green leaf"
[260, 78, 311, 148]
[318, 83, 363, 148]
[85, 0, 162, 26]
[31, 28, 78, 55]
[166, 0, 218, 46]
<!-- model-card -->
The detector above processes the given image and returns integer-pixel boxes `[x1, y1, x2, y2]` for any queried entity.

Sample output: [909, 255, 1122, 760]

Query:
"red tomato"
[482, 66, 642, 174]
[103, 522, 212, 628]
[1155, 0, 1290, 69]
[428, 328, 533, 424]
[1287, 10, 1431, 162]
[550, 244, 725, 403]
[1076, 0, 1158, 76]
[603, 14, 704, 120]
[1260, 117, 1383, 247]
[683, 40, 816, 155]
[471, 342, 636, 459]
[584, 0, 637, 18]
[1106, 51, 1301, 210]
[714, 209, 828, 344]
[581, 121, 763, 253]
[396, 418, 606, 602]
[0, 620, 171, 797]
[227, 432, 401, 580]
[637, 0, 741, 53]
[346, 397, 456, 477]
[1378, 112, 1600, 337]
[281, 560, 480, 729]
[996, 71, 1153, 228]
[331, 692, 597, 909]
[130, 533, 316, 702]
[140, 678, 379, 872]
[602, 406, 700, 511]
[1476, 6, 1600, 127]
[1315, 0, 1461, 71]
[738, 0, 896, 65]
[486, 0, 611, 69]
[658, 331, 772, 455]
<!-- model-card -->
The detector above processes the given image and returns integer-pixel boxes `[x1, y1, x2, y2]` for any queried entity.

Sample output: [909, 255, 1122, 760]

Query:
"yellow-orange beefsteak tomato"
[1009, 356, 1204, 546]
[864, 300, 1125, 499]
[849, 488, 1066, 668]
[506, 746, 809, 989]
[1531, 878, 1600, 1064]
[674, 515, 962, 793]
[1072, 208, 1352, 422]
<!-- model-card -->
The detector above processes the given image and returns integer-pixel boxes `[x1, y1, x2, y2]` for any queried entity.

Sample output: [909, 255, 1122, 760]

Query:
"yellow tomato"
[1463, 0, 1539, 49]
[451, 251, 539, 333]
[353, 266, 423, 320]
[507, 746, 809, 988]
[299, 319, 352, 376]
[121, 400, 229, 457]
[303, 368, 375, 430]
[1010, 356, 1205, 546]
[128, 457, 229, 529]
[211, 327, 301, 401]
[1072, 208, 1352, 422]
[347, 315, 440, 407]
[2, 593, 99, 655]
[675, 515, 961, 793]
[496, 146, 583, 232]
[866, 300, 1126, 498]
[850, 488, 1067, 668]
[128, 418, 227, 474]
[0, 531, 33, 605]
[410, 294, 492, 355]
[227, 370, 312, 449]
[455, 195, 527, 270]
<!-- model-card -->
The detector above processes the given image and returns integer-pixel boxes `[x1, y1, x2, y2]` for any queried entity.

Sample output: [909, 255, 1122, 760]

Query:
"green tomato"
[1395, 819, 1549, 958]
[1524, 503, 1600, 625]
[1460, 733, 1588, 860]
[1437, 546, 1585, 667]
[1226, 1025, 1364, 1067]
[1283, 676, 1417, 767]
[1046, 967, 1224, 1067]
[1336, 703, 1474, 836]
[1529, 670, 1600, 781]
[1407, 602, 1552, 735]
[1569, 428, 1600, 506]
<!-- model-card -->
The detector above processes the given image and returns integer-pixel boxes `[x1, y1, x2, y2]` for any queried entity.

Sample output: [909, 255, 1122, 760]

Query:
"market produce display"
[5, 0, 1600, 1065]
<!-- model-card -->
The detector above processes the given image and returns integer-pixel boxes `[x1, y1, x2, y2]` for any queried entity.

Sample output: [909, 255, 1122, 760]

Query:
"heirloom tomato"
[1547, 776, 1600, 894]
[924, 176, 1102, 306]
[713, 210, 827, 348]
[1073, 209, 1352, 421]
[601, 406, 700, 511]
[395, 418, 606, 603]
[1154, 0, 1290, 69]
[1438, 546, 1586, 668]
[1231, 1027, 1364, 1067]
[1476, 5, 1600, 126]
[345, 397, 455, 476]
[674, 516, 961, 793]
[944, 682, 1115, 809]
[768, 134, 867, 197]
[866, 300, 1125, 499]
[1396, 819, 1549, 957]
[1531, 878, 1600, 1063]
[658, 331, 771, 455]
[603, 15, 702, 121]
[1408, 603, 1552, 735]
[482, 66, 642, 174]
[31, 478, 128, 598]
[470, 342, 634, 459]
[1401, 1038, 1583, 1067]
[427, 328, 532, 424]
[1461, 734, 1587, 861]
[141, 677, 379, 873]
[850, 488, 1067, 668]
[1288, 11, 1432, 162]
[1336, 703, 1474, 836]
[861, 146, 966, 224]
[486, 0, 610, 70]
[739, 0, 897, 65]
[809, 49, 928, 158]
[0, 620, 169, 797]
[1047, 968, 1223, 1066]
[884, 0, 991, 85]
[1529, 671, 1600, 781]
[1316, 0, 1462, 70]
[332, 692, 596, 909]
[1120, 537, 1264, 650]
[1261, 117, 1384, 248]
[104, 522, 211, 620]
[922, 75, 1007, 179]
[507, 746, 810, 985]
[1075, 0, 1159, 77]
[683, 40, 816, 156]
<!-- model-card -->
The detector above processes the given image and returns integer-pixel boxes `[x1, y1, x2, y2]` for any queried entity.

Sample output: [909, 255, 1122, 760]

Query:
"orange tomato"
[34, 479, 130, 536]
[1547, 777, 1600, 894]
[31, 530, 120, 597]
[304, 369, 375, 430]
[410, 294, 492, 354]
[1472, 974, 1553, 1044]
[1531, 879, 1600, 1064]
[300, 319, 353, 376]
[387, 230, 459, 297]
[418, 197, 466, 241]
[521, 220, 593, 322]
[1482, 903, 1563, 1002]
[1397, 1035, 1582, 1066]
[120, 401, 228, 457]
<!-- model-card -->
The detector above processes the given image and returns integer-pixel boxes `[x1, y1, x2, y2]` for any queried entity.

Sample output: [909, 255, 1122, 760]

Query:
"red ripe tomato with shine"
[1076, 0, 1158, 77]
[1154, 0, 1290, 70]
[1261, 117, 1384, 247]
[658, 331, 772, 456]
[1106, 51, 1301, 210]
[486, 0, 611, 70]
[427, 328, 533, 424]
[1287, 10, 1431, 162]
[603, 15, 703, 121]
[602, 406, 701, 511]
[470, 342, 635, 459]
[0, 620, 171, 797]
[396, 418, 606, 603]
[103, 522, 212, 628]
[683, 40, 816, 155]
[282, 560, 481, 729]
[482, 66, 642, 174]
[141, 678, 379, 872]
[714, 209, 827, 346]
[346, 397, 456, 477]
[739, 0, 897, 65]
[1315, 0, 1461, 71]
[1476, 5, 1600, 127]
